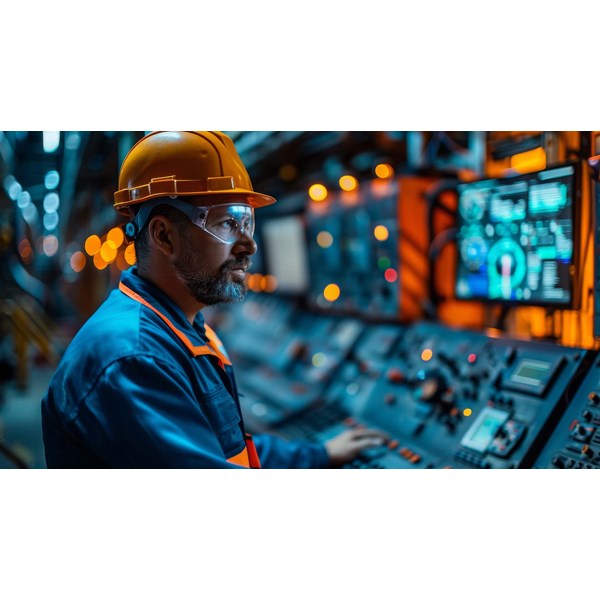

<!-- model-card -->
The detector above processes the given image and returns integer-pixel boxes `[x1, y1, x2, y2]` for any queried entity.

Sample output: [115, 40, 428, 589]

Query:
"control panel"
[534, 355, 600, 468]
[212, 294, 363, 432]
[277, 322, 590, 468]
[306, 180, 400, 317]
[305, 177, 434, 321]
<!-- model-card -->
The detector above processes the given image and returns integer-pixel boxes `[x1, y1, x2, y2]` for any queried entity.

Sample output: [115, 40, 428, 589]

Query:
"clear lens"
[194, 204, 255, 244]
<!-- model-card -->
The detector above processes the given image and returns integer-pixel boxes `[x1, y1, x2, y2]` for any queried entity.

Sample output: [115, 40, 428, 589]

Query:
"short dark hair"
[133, 204, 190, 267]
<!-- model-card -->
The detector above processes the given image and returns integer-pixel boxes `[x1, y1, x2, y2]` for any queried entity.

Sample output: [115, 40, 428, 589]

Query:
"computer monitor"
[455, 164, 577, 307]
[260, 214, 310, 295]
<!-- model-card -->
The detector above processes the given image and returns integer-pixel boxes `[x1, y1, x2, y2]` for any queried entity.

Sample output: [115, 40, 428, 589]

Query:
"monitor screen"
[260, 215, 310, 294]
[455, 164, 576, 306]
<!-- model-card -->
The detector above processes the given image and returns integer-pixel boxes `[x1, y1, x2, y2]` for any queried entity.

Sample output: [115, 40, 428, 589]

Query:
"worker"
[42, 131, 385, 468]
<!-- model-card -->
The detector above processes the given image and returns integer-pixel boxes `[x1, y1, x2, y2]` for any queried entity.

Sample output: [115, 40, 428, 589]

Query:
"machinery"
[215, 150, 600, 469]
[276, 322, 590, 469]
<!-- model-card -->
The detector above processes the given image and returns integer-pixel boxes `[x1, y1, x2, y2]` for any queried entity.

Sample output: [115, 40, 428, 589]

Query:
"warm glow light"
[384, 268, 397, 283]
[279, 164, 297, 181]
[510, 147, 546, 174]
[463, 408, 473, 417]
[374, 225, 389, 241]
[261, 275, 278, 293]
[70, 251, 86, 272]
[339, 175, 358, 191]
[375, 163, 394, 179]
[468, 353, 477, 364]
[42, 235, 59, 257]
[20, 245, 33, 264]
[323, 283, 341, 302]
[93, 253, 108, 270]
[100, 241, 118, 263]
[18, 239, 31, 255]
[85, 235, 102, 256]
[107, 227, 125, 248]
[124, 243, 136, 266]
[316, 231, 334, 248]
[247, 273, 261, 292]
[421, 348, 433, 362]
[309, 183, 328, 202]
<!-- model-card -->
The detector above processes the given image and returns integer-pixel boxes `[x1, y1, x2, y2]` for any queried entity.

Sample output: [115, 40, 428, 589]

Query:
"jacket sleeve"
[71, 354, 241, 468]
[253, 434, 330, 469]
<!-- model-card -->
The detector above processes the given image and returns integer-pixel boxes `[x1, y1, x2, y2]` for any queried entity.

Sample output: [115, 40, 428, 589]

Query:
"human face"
[173, 199, 258, 306]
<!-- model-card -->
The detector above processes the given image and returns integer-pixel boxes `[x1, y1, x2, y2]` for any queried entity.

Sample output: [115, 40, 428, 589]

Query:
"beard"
[173, 244, 250, 306]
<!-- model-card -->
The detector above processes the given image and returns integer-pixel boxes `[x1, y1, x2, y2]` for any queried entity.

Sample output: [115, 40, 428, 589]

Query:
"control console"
[278, 322, 590, 468]
[535, 354, 600, 468]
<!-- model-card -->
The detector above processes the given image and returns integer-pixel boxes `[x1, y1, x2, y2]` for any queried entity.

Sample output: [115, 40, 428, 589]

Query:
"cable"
[423, 179, 459, 317]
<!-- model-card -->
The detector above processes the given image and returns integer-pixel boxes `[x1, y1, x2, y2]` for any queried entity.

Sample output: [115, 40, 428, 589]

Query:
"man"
[42, 131, 385, 468]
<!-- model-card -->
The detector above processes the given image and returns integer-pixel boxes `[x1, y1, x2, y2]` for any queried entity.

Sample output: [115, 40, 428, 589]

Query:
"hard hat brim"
[114, 188, 276, 215]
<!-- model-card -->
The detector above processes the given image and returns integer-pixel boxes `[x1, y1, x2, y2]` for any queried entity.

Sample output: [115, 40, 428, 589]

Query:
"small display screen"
[455, 164, 576, 306]
[461, 407, 509, 453]
[510, 359, 552, 386]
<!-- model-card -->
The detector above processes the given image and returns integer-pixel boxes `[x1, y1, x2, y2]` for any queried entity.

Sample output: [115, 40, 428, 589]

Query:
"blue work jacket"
[42, 268, 329, 468]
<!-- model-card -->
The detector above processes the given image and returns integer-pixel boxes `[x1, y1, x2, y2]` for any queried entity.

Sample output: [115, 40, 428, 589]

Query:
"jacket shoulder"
[44, 289, 191, 419]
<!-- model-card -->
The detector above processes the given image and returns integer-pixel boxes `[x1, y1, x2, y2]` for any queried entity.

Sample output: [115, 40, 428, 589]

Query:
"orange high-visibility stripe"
[226, 435, 261, 469]
[119, 282, 232, 366]
[204, 324, 229, 356]
[119, 281, 258, 468]
[227, 447, 250, 467]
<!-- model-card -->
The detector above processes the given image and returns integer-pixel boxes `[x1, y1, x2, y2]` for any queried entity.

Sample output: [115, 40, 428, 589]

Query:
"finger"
[350, 436, 387, 451]
[348, 428, 389, 441]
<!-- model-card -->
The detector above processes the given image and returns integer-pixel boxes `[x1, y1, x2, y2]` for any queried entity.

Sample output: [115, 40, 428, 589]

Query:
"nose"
[231, 231, 257, 256]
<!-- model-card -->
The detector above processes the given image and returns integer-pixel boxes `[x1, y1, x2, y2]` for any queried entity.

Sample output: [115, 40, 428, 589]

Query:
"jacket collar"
[120, 267, 207, 344]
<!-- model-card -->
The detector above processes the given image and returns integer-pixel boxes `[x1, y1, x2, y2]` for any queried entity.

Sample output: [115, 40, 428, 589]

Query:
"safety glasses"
[188, 202, 255, 244]
[128, 197, 255, 244]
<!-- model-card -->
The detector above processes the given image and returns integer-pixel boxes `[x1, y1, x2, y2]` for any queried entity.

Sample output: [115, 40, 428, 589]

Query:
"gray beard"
[174, 249, 249, 306]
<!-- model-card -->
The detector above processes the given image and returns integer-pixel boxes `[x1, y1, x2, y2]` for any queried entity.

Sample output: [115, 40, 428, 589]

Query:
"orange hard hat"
[114, 131, 276, 216]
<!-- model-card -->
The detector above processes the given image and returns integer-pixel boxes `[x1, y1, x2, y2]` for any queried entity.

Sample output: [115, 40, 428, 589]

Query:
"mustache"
[221, 258, 252, 272]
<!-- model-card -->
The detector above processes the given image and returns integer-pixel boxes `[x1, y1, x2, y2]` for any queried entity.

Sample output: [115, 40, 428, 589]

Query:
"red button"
[386, 368, 405, 383]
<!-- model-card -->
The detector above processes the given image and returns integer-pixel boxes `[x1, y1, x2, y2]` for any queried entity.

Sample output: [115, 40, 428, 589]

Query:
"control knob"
[386, 368, 405, 384]
[413, 369, 455, 412]
[589, 392, 600, 406]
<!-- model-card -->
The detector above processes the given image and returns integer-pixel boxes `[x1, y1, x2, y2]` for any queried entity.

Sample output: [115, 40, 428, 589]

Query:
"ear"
[147, 215, 179, 258]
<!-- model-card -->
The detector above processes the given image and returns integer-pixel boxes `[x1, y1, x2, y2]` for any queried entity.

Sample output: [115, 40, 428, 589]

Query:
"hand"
[324, 427, 388, 467]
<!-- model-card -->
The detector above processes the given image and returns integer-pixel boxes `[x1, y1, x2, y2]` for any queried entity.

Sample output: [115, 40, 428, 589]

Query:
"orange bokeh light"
[107, 227, 125, 248]
[84, 235, 102, 256]
[70, 251, 86, 273]
[124, 243, 136, 266]
[309, 184, 328, 202]
[375, 163, 394, 179]
[339, 175, 358, 192]
[323, 283, 341, 302]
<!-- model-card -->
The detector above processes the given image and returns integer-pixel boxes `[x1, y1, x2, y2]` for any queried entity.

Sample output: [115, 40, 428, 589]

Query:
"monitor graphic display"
[455, 164, 576, 306]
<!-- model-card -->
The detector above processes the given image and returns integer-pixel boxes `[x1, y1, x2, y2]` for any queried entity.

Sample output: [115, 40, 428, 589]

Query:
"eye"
[216, 218, 239, 231]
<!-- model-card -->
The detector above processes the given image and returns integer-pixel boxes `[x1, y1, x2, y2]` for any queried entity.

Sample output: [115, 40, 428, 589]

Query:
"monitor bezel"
[453, 161, 580, 309]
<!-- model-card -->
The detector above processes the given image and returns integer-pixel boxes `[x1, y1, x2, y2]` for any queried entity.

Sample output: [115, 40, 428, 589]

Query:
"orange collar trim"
[119, 281, 232, 368]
